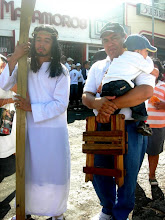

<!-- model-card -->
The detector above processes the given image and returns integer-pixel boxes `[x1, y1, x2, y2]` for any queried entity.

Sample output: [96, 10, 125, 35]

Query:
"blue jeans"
[93, 121, 148, 220]
[70, 84, 78, 104]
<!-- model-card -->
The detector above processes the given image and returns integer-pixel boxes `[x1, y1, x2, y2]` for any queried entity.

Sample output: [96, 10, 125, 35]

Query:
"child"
[100, 34, 158, 136]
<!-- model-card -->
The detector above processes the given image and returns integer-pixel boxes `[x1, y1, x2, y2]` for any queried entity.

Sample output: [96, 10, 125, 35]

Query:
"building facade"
[0, 0, 165, 62]
[125, 2, 165, 61]
[0, 0, 105, 64]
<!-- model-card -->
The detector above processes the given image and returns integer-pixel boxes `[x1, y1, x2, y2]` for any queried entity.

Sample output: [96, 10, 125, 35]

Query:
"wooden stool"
[82, 114, 128, 187]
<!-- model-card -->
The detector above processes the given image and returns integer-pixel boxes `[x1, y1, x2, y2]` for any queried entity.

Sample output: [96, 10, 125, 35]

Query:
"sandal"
[47, 214, 65, 220]
[149, 178, 158, 186]
[151, 185, 164, 200]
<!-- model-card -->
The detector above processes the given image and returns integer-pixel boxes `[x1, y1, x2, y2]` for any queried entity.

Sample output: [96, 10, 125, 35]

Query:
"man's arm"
[0, 98, 14, 107]
[82, 92, 118, 115]
[8, 42, 30, 75]
[82, 85, 153, 123]
[150, 68, 159, 78]
[112, 84, 153, 109]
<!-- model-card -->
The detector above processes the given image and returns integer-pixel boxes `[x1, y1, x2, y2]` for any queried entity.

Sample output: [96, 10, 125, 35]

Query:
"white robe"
[0, 62, 70, 217]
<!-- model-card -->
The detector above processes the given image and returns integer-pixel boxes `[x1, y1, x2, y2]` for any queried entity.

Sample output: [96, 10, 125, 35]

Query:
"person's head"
[100, 22, 126, 60]
[67, 57, 74, 65]
[0, 54, 7, 74]
[92, 49, 107, 63]
[152, 58, 163, 81]
[76, 63, 81, 70]
[124, 34, 157, 59]
[30, 25, 63, 77]
[71, 64, 76, 70]
[60, 55, 67, 64]
[83, 61, 90, 70]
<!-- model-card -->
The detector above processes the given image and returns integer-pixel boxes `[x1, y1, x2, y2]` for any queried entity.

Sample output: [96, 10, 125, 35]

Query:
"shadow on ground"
[132, 183, 165, 220]
[0, 155, 16, 219]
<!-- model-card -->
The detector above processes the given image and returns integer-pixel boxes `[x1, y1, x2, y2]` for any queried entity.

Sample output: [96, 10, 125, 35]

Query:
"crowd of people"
[0, 22, 165, 220]
[61, 55, 90, 108]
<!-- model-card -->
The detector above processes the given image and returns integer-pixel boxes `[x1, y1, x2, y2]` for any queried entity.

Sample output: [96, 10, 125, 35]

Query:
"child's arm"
[97, 83, 102, 94]
[150, 68, 159, 78]
[137, 56, 154, 74]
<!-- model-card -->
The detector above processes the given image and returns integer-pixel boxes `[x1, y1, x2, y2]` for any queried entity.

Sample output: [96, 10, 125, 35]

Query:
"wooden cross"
[16, 0, 36, 219]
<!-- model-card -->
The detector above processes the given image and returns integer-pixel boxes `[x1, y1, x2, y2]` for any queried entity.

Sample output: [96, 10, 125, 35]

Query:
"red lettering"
[32, 10, 41, 23]
[41, 12, 52, 24]
[61, 15, 71, 27]
[52, 14, 62, 26]
[0, 0, 88, 29]
[70, 17, 79, 28]
[14, 8, 21, 20]
[1, 0, 15, 20]
[79, 19, 87, 29]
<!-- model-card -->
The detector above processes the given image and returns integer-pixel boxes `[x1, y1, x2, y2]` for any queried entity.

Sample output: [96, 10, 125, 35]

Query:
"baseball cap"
[100, 22, 126, 38]
[124, 34, 157, 52]
[67, 57, 74, 62]
[76, 63, 81, 67]
[0, 54, 7, 62]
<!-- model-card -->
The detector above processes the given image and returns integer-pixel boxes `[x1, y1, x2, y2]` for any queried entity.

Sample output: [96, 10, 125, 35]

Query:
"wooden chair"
[82, 114, 128, 187]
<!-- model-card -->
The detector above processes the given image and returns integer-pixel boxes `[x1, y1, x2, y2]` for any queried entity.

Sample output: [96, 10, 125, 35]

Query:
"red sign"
[0, 0, 87, 29]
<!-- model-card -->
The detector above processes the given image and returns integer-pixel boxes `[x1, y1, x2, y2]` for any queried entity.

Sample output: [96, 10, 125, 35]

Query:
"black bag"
[0, 108, 15, 136]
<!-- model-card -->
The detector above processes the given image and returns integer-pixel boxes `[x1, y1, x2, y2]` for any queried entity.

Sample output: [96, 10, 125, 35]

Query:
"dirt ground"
[0, 107, 165, 220]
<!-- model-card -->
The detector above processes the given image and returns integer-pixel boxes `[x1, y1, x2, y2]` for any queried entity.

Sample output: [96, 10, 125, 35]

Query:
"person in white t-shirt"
[76, 63, 84, 101]
[0, 54, 16, 182]
[82, 22, 156, 220]
[65, 57, 74, 71]
[70, 64, 81, 105]
[100, 34, 158, 136]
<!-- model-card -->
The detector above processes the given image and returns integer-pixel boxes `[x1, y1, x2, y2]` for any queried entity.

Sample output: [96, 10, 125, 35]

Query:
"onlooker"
[65, 57, 74, 71]
[76, 63, 84, 101]
[0, 25, 70, 220]
[69, 64, 80, 106]
[60, 55, 67, 65]
[82, 61, 90, 83]
[160, 60, 165, 82]
[146, 58, 165, 200]
[0, 54, 7, 74]
[0, 54, 16, 182]
[92, 49, 107, 64]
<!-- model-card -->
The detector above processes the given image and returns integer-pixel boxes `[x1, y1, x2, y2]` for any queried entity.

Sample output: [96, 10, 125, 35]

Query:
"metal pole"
[152, 0, 155, 57]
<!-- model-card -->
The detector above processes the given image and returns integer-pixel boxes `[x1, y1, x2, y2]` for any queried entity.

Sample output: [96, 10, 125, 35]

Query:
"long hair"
[30, 25, 63, 78]
[153, 58, 163, 81]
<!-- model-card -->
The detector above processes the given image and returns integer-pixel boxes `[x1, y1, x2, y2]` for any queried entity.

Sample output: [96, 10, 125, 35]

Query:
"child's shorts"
[146, 127, 165, 155]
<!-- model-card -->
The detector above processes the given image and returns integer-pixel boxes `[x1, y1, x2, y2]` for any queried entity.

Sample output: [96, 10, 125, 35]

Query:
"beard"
[36, 52, 50, 57]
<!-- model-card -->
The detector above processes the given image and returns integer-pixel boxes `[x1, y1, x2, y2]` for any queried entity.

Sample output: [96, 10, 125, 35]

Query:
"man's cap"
[124, 34, 157, 52]
[76, 63, 81, 67]
[100, 22, 126, 38]
[71, 64, 76, 68]
[67, 57, 74, 62]
[0, 54, 7, 62]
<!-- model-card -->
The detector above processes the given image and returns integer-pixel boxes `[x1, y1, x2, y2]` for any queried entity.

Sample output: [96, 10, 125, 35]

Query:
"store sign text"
[0, 0, 87, 29]
[137, 3, 165, 21]
[0, 47, 7, 52]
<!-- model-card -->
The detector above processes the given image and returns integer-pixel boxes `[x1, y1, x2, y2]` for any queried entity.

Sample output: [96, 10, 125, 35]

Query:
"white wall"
[0, 0, 102, 45]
